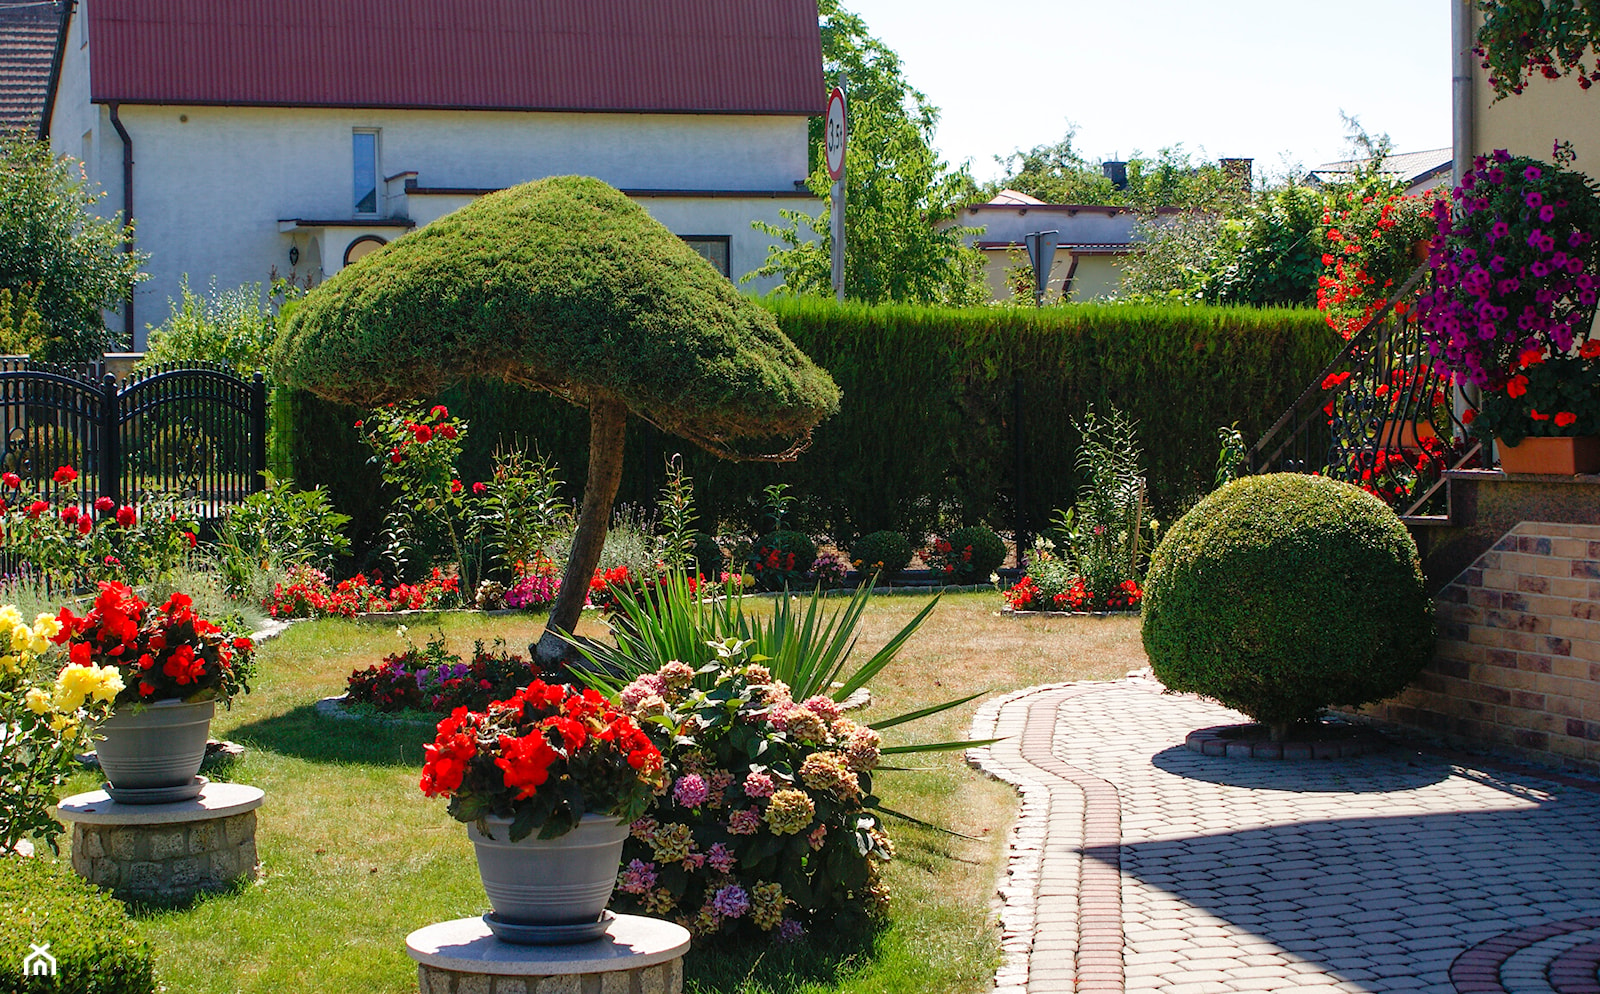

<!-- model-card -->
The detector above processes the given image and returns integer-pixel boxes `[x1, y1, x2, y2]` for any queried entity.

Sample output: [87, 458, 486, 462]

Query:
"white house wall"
[57, 99, 815, 346]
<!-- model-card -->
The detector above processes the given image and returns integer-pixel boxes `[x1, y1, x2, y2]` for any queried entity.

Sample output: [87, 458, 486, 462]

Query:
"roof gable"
[0, 0, 64, 134]
[87, 0, 825, 116]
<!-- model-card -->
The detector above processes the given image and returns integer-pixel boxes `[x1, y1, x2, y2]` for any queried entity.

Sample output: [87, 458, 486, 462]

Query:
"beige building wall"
[976, 249, 1126, 304]
[1471, 22, 1600, 170]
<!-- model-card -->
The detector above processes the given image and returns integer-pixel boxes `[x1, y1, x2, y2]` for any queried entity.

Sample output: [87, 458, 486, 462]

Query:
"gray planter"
[468, 813, 628, 926]
[95, 698, 215, 791]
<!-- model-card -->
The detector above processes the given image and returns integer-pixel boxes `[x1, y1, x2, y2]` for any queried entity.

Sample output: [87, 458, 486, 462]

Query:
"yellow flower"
[53, 663, 123, 712]
[48, 713, 78, 736]
[31, 614, 60, 641]
[0, 605, 23, 630]
[0, 654, 19, 676]
[24, 687, 51, 715]
[9, 623, 32, 653]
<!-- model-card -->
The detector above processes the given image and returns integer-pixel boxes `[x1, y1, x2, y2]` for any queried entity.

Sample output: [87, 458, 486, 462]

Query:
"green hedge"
[0, 857, 156, 994]
[276, 299, 1338, 561]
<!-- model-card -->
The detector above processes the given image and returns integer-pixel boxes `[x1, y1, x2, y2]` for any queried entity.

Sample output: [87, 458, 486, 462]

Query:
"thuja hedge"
[274, 299, 1337, 560]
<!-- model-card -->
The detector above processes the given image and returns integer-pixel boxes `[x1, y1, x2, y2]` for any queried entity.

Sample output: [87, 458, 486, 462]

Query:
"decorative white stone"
[406, 915, 689, 976]
[56, 782, 264, 826]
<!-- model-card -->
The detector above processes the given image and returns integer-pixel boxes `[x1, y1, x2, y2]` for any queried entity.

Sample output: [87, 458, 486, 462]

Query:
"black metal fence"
[1246, 265, 1483, 517]
[0, 358, 266, 517]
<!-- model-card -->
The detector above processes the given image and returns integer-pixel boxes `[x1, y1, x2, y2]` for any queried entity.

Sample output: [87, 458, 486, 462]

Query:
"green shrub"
[690, 532, 724, 579]
[1141, 473, 1434, 735]
[0, 857, 156, 994]
[850, 530, 913, 576]
[749, 530, 818, 591]
[927, 525, 1006, 583]
[277, 300, 1339, 556]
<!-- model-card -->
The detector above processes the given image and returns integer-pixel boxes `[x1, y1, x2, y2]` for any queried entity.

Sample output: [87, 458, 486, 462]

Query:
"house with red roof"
[34, 0, 824, 347]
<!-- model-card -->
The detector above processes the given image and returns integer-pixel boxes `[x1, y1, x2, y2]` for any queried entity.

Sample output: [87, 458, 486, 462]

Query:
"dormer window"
[353, 130, 380, 215]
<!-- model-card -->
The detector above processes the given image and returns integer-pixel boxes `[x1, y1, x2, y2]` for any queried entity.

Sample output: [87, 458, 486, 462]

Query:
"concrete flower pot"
[95, 698, 215, 791]
[468, 813, 627, 928]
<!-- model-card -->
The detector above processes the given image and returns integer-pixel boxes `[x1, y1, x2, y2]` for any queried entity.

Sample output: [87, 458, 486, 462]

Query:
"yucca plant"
[566, 571, 987, 757]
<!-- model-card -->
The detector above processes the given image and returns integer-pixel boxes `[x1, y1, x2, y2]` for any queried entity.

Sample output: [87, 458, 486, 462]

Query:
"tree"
[0, 134, 145, 360]
[271, 176, 840, 662]
[1477, 0, 1600, 98]
[986, 127, 1242, 210]
[748, 0, 988, 306]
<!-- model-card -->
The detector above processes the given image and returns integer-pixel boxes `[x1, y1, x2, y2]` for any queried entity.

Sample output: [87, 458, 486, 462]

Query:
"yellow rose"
[31, 614, 60, 641]
[48, 713, 77, 737]
[0, 654, 18, 676]
[89, 667, 124, 703]
[23, 687, 51, 714]
[0, 605, 23, 630]
[9, 624, 31, 652]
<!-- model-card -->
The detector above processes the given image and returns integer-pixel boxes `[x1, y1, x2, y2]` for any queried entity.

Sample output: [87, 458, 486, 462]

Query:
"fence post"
[100, 373, 120, 505]
[250, 371, 267, 493]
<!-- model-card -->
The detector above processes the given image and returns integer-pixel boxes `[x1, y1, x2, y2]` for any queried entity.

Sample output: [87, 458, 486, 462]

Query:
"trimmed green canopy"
[270, 175, 839, 457]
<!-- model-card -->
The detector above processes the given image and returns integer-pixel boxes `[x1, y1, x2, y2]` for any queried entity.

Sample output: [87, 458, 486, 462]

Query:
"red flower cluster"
[52, 581, 253, 705]
[265, 566, 461, 619]
[421, 679, 664, 842]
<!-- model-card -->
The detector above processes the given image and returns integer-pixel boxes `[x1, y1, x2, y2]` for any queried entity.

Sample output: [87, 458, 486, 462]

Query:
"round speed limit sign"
[825, 87, 847, 180]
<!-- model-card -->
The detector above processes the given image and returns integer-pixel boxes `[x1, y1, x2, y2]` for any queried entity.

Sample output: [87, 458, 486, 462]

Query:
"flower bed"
[265, 564, 461, 619]
[343, 633, 538, 715]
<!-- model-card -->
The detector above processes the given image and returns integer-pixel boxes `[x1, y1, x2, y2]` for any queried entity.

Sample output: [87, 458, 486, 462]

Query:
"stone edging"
[1000, 607, 1140, 619]
[314, 695, 436, 728]
[967, 680, 1134, 994]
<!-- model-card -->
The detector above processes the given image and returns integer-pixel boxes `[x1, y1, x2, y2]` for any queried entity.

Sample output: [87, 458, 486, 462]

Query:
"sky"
[841, 0, 1453, 185]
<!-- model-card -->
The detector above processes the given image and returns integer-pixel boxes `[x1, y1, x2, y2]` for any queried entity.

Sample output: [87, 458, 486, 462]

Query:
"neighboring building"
[0, 0, 64, 133]
[954, 191, 1165, 303]
[38, 0, 823, 348]
[1305, 147, 1453, 196]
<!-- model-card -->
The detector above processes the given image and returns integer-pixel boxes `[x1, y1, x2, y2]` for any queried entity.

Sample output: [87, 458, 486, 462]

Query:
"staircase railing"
[1246, 262, 1483, 518]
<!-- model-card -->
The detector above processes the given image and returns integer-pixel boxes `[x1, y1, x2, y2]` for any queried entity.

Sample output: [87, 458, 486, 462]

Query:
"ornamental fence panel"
[0, 357, 266, 520]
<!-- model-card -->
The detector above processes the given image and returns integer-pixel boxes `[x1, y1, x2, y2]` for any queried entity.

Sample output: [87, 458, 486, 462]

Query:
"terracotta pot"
[1380, 418, 1437, 450]
[1496, 435, 1600, 475]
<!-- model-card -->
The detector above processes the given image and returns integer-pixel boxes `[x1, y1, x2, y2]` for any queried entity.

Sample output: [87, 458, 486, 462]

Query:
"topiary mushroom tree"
[270, 175, 840, 662]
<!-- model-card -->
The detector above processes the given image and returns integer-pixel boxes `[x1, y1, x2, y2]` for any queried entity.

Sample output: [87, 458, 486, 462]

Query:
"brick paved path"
[969, 680, 1600, 994]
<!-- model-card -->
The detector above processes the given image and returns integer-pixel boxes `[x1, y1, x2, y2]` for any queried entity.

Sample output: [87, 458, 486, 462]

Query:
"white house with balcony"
[39, 0, 824, 348]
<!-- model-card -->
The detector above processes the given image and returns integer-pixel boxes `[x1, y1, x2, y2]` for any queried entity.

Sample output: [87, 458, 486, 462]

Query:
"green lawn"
[57, 595, 1143, 994]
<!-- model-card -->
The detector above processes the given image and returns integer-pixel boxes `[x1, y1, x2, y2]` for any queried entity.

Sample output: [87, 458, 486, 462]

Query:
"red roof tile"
[88, 0, 825, 116]
[0, 0, 63, 134]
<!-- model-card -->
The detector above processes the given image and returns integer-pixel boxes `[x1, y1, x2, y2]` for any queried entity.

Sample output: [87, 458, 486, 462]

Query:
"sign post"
[1024, 230, 1060, 307]
[825, 83, 848, 303]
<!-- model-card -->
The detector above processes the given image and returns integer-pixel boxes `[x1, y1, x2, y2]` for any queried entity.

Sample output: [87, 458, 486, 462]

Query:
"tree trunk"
[536, 398, 628, 666]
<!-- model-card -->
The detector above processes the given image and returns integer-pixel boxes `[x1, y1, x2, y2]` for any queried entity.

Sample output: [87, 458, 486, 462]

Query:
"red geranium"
[421, 679, 663, 842]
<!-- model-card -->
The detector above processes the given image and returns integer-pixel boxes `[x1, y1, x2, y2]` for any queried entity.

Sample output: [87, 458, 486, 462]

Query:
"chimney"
[1219, 158, 1254, 191]
[1101, 160, 1128, 190]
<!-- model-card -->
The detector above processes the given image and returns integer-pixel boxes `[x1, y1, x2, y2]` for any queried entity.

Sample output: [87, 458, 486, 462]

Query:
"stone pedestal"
[407, 914, 690, 994]
[55, 782, 263, 902]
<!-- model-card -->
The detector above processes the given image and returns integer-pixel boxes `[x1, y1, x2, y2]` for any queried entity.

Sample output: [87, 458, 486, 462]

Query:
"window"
[353, 130, 380, 215]
[680, 236, 731, 278]
[344, 235, 387, 266]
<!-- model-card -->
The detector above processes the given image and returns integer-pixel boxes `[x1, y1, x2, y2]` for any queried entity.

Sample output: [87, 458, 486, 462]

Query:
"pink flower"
[673, 774, 709, 808]
[710, 885, 750, 919]
[742, 772, 776, 798]
[706, 843, 736, 874]
[617, 859, 658, 894]
[727, 807, 761, 835]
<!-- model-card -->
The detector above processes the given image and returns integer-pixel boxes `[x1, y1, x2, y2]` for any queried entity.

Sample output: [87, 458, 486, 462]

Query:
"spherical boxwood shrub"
[690, 532, 725, 580]
[0, 856, 156, 994]
[1142, 473, 1434, 735]
[927, 525, 1007, 583]
[749, 530, 818, 591]
[850, 530, 913, 576]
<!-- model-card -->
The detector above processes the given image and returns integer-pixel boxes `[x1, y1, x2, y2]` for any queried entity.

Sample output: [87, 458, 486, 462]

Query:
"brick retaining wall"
[1358, 522, 1600, 772]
